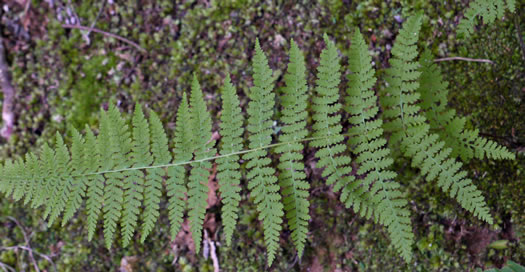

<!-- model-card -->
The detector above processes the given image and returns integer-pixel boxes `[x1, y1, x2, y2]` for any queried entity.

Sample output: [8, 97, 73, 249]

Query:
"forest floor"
[0, 0, 524, 271]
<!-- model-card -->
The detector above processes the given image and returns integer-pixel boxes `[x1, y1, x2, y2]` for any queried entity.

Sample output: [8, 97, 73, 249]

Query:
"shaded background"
[0, 0, 523, 271]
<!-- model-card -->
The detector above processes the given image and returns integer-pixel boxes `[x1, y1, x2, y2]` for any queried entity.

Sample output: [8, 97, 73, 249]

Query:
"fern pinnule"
[167, 93, 191, 238]
[188, 75, 216, 253]
[346, 29, 414, 262]
[244, 39, 283, 267]
[121, 104, 150, 246]
[141, 110, 170, 242]
[217, 74, 243, 246]
[381, 14, 493, 224]
[275, 39, 310, 257]
[32, 144, 55, 209]
[62, 127, 88, 226]
[417, 50, 515, 162]
[102, 104, 132, 248]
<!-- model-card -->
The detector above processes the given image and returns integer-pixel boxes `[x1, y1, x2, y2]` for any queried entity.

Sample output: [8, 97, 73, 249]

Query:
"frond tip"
[381, 14, 494, 225]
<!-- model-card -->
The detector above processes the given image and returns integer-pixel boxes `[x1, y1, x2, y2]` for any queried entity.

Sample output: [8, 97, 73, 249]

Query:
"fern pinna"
[0, 14, 517, 267]
[217, 74, 243, 246]
[276, 39, 310, 257]
[243, 39, 284, 266]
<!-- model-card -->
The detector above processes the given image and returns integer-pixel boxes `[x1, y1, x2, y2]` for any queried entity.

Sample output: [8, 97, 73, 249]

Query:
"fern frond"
[217, 74, 243, 246]
[102, 104, 132, 248]
[275, 39, 310, 257]
[141, 110, 170, 242]
[417, 50, 515, 162]
[381, 14, 493, 224]
[121, 105, 150, 246]
[457, 0, 516, 38]
[188, 75, 216, 253]
[167, 93, 191, 238]
[243, 39, 283, 267]
[346, 29, 414, 262]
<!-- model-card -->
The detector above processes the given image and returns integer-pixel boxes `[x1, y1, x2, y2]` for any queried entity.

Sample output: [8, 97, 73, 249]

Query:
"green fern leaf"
[243, 39, 283, 267]
[85, 127, 105, 241]
[346, 29, 414, 262]
[275, 39, 310, 257]
[32, 143, 55, 209]
[457, 0, 516, 38]
[311, 34, 375, 217]
[217, 74, 243, 246]
[188, 75, 216, 253]
[44, 133, 73, 226]
[9, 158, 26, 202]
[21, 153, 38, 206]
[141, 110, 170, 242]
[381, 14, 493, 224]
[167, 93, 190, 238]
[121, 104, 151, 246]
[62, 127, 88, 226]
[102, 104, 132, 248]
[310, 34, 350, 189]
[417, 50, 515, 162]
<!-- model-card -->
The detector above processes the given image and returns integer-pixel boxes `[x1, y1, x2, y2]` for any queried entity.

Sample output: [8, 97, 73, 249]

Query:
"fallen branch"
[0, 33, 15, 139]
[62, 24, 146, 53]
[434, 56, 494, 64]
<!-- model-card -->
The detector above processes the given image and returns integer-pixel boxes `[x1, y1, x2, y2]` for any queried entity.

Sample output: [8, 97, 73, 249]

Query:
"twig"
[66, 0, 90, 44]
[87, 0, 107, 37]
[0, 246, 57, 272]
[0, 33, 15, 139]
[6, 217, 38, 272]
[434, 56, 494, 64]
[515, 15, 525, 62]
[203, 230, 220, 272]
[0, 261, 16, 272]
[62, 24, 146, 53]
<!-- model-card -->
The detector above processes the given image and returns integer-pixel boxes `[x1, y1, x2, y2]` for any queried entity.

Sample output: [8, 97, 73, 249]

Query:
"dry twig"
[62, 24, 147, 53]
[0, 217, 57, 272]
[434, 56, 494, 64]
